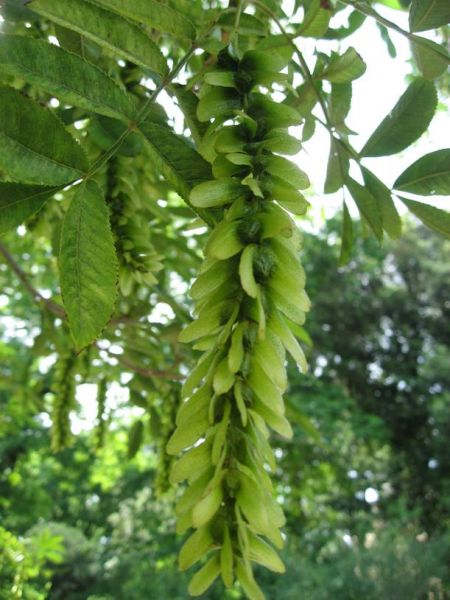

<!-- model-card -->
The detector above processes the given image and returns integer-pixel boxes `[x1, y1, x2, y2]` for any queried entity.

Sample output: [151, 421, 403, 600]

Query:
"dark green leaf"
[138, 122, 212, 200]
[320, 48, 366, 83]
[0, 35, 136, 121]
[361, 79, 437, 157]
[409, 0, 450, 32]
[0, 86, 88, 185]
[93, 0, 196, 39]
[410, 37, 450, 80]
[197, 88, 241, 122]
[59, 181, 118, 351]
[362, 167, 402, 239]
[346, 177, 383, 241]
[127, 419, 144, 459]
[329, 83, 352, 125]
[399, 196, 450, 237]
[171, 84, 208, 145]
[90, 116, 144, 157]
[339, 202, 353, 266]
[54, 24, 85, 56]
[394, 149, 450, 195]
[29, 0, 167, 75]
[0, 183, 54, 234]
[324, 138, 349, 194]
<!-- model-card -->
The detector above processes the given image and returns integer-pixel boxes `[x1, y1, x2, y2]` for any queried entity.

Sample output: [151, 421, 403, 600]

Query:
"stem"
[87, 47, 197, 177]
[251, 0, 358, 185]
[338, 0, 450, 59]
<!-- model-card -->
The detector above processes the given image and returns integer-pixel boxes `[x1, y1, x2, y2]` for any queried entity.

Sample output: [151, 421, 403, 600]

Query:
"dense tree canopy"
[0, 0, 449, 598]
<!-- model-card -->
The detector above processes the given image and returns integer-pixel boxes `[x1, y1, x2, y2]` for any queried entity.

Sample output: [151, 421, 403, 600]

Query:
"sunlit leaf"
[93, 0, 196, 39]
[29, 0, 168, 75]
[0, 35, 136, 121]
[320, 48, 366, 83]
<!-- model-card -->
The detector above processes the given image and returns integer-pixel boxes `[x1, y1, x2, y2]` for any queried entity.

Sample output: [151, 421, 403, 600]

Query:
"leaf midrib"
[0, 131, 85, 175]
[396, 167, 450, 189]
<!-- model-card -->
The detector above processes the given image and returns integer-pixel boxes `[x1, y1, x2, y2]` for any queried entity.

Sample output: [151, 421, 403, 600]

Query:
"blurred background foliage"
[1, 218, 449, 599]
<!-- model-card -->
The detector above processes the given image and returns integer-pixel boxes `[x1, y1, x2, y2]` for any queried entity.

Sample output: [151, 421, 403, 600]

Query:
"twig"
[0, 242, 66, 318]
[100, 344, 183, 380]
[337, 0, 450, 60]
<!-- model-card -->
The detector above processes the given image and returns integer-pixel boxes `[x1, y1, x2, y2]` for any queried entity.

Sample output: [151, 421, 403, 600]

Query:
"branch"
[0, 242, 66, 318]
[100, 344, 183, 381]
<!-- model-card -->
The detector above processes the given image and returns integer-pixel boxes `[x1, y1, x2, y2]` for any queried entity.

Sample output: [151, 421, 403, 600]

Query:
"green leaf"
[190, 179, 246, 208]
[93, 0, 196, 39]
[197, 88, 241, 122]
[399, 197, 450, 238]
[410, 37, 450, 80]
[59, 181, 118, 351]
[339, 202, 353, 266]
[0, 183, 54, 235]
[409, 0, 450, 32]
[264, 156, 310, 190]
[138, 122, 212, 200]
[247, 94, 302, 130]
[329, 83, 352, 125]
[54, 24, 86, 57]
[0, 86, 88, 185]
[361, 79, 437, 157]
[127, 419, 144, 459]
[29, 0, 167, 75]
[394, 149, 450, 195]
[297, 0, 331, 37]
[218, 10, 268, 36]
[324, 138, 349, 194]
[204, 71, 236, 88]
[346, 177, 383, 241]
[320, 48, 366, 83]
[0, 35, 136, 121]
[90, 116, 143, 157]
[241, 49, 292, 73]
[325, 11, 366, 40]
[362, 167, 402, 239]
[171, 84, 208, 146]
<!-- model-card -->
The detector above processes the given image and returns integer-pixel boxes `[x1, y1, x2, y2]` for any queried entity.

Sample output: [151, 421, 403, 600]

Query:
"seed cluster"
[167, 48, 310, 599]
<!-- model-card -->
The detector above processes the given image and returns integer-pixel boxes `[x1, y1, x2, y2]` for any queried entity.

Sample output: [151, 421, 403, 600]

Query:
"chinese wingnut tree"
[167, 47, 310, 599]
